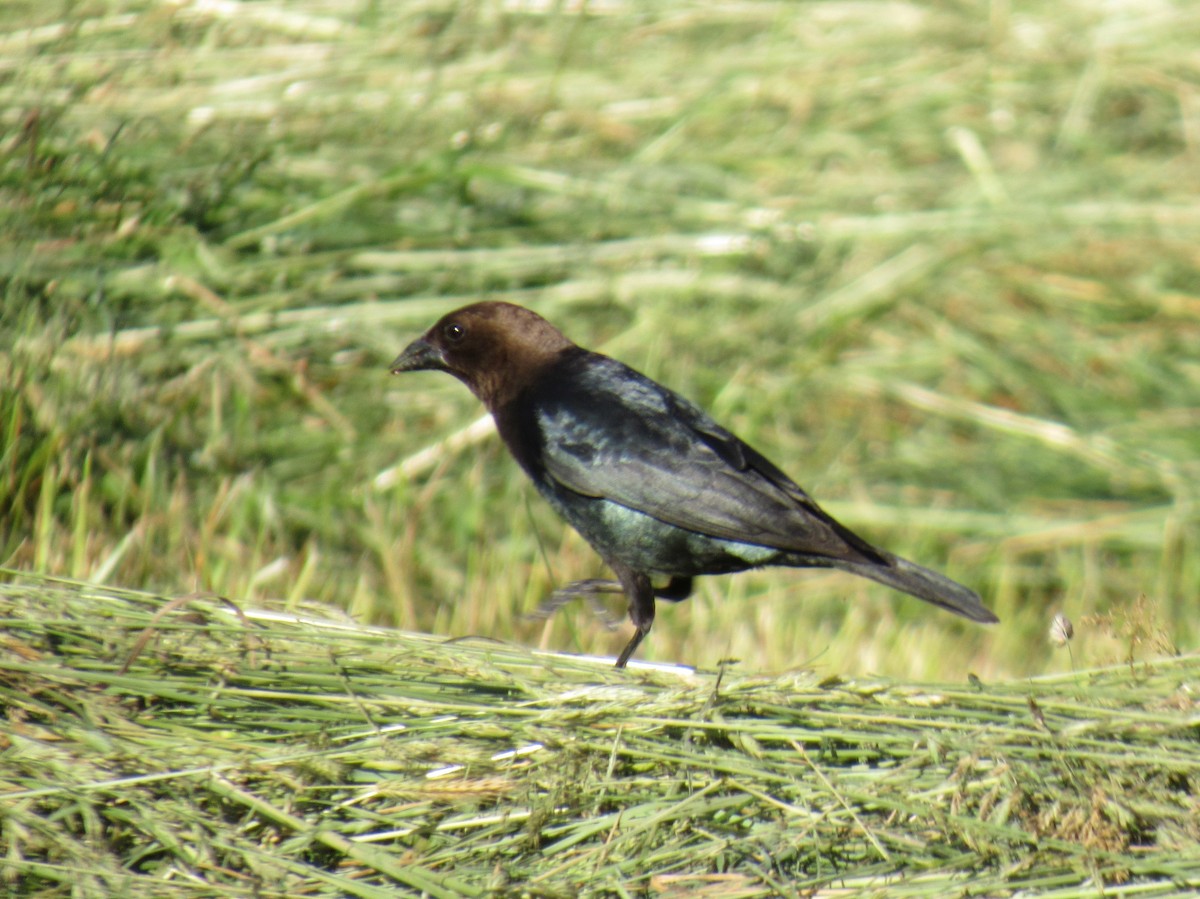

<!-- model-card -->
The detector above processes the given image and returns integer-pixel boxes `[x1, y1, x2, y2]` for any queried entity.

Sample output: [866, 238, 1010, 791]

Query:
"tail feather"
[840, 554, 998, 624]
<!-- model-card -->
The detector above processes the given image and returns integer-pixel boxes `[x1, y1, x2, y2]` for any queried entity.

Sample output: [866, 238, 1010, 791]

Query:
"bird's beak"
[389, 336, 445, 374]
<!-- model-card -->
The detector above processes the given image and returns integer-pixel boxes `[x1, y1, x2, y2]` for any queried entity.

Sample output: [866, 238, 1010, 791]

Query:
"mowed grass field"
[3, 3, 1200, 896]
[3, 0, 1198, 679]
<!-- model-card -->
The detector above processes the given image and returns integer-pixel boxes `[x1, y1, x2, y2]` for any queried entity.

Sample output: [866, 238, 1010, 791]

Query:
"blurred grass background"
[1, 0, 1197, 678]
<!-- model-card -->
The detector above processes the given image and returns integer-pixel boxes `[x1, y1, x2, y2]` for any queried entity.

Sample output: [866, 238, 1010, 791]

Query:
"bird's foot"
[527, 579, 625, 630]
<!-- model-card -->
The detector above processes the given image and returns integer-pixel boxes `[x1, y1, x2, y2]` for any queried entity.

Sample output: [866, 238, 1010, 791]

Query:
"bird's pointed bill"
[389, 337, 445, 374]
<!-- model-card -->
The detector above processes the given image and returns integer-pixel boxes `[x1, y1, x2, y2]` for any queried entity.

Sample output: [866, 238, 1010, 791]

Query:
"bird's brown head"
[389, 302, 575, 409]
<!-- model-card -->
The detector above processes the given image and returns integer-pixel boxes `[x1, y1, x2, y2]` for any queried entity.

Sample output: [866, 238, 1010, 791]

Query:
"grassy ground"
[2, 0, 1199, 682]
[2, 581, 1198, 896]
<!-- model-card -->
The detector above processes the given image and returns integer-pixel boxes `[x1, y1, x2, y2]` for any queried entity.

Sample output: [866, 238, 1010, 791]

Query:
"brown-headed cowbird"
[391, 302, 997, 667]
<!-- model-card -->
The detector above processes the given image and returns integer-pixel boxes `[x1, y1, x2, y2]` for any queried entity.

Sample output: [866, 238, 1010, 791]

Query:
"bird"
[390, 301, 997, 668]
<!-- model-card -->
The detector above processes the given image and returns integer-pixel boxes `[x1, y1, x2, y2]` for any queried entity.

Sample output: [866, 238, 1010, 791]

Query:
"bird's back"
[494, 350, 887, 574]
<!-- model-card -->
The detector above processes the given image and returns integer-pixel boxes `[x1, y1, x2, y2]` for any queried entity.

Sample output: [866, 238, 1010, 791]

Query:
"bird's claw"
[527, 579, 625, 630]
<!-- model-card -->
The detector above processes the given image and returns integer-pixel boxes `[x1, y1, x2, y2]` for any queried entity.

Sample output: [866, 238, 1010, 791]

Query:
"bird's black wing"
[533, 354, 877, 563]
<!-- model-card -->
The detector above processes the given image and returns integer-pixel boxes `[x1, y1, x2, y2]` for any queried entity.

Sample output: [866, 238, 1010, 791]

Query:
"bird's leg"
[612, 562, 655, 669]
[530, 573, 687, 663]
[528, 579, 625, 629]
[531, 576, 690, 626]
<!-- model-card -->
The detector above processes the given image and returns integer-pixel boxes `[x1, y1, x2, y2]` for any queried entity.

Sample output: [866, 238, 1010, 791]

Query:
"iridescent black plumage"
[391, 302, 997, 667]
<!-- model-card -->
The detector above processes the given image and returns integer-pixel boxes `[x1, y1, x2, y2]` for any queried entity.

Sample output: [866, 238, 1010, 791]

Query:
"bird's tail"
[841, 554, 998, 623]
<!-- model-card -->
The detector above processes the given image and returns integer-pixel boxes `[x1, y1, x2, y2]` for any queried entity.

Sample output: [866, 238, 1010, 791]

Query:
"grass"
[2, 0, 1199, 880]
[1, 1, 1198, 683]
[1, 579, 1198, 896]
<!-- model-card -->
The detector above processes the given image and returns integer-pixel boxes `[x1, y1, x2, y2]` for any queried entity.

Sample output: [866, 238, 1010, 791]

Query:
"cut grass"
[1, 0, 1198, 679]
[1, 580, 1197, 896]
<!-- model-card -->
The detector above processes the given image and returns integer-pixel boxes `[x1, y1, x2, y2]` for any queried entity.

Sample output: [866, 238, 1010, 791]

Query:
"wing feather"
[533, 355, 871, 562]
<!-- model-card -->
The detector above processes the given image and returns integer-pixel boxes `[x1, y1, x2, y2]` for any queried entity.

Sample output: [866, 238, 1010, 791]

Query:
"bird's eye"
[444, 322, 466, 342]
